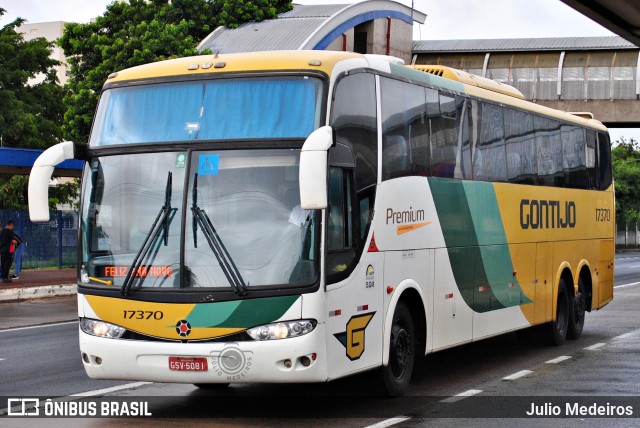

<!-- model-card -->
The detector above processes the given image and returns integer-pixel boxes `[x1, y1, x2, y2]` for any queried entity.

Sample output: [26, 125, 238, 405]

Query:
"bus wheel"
[381, 301, 415, 397]
[547, 279, 569, 346]
[567, 278, 586, 340]
[193, 383, 230, 389]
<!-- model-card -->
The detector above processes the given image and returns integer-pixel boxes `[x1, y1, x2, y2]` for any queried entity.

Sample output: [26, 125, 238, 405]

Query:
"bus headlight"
[80, 318, 126, 339]
[247, 320, 317, 341]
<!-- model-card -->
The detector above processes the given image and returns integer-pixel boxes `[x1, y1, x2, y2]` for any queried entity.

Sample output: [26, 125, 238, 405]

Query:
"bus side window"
[597, 132, 613, 190]
[380, 76, 428, 179]
[562, 126, 588, 189]
[536, 116, 564, 187]
[585, 130, 598, 189]
[505, 108, 536, 184]
[326, 167, 357, 283]
[474, 101, 506, 182]
[432, 93, 458, 178]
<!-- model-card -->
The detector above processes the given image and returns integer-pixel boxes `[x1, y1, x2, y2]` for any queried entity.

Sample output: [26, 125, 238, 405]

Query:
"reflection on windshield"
[121, 171, 178, 296]
[185, 150, 316, 289]
[81, 150, 317, 292]
[81, 154, 184, 289]
[191, 172, 247, 296]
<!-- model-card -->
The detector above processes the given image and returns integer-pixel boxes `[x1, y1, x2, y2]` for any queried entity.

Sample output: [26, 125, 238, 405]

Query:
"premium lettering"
[386, 207, 425, 225]
[520, 199, 576, 229]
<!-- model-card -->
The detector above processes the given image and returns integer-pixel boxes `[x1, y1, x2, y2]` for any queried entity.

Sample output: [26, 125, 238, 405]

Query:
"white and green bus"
[29, 51, 614, 396]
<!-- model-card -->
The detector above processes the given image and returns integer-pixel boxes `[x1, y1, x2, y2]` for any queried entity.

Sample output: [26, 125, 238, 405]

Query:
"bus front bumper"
[79, 324, 328, 384]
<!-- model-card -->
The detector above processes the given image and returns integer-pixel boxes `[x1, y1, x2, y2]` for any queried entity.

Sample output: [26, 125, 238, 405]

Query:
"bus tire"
[547, 279, 569, 346]
[567, 277, 586, 340]
[381, 301, 415, 397]
[193, 383, 230, 389]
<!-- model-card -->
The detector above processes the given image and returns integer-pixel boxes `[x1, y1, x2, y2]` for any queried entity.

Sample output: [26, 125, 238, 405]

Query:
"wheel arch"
[382, 280, 427, 366]
[553, 262, 574, 319]
[577, 262, 593, 312]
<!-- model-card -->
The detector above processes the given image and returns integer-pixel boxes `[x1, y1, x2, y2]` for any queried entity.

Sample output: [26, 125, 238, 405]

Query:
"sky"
[0, 0, 617, 39]
[0, 0, 634, 140]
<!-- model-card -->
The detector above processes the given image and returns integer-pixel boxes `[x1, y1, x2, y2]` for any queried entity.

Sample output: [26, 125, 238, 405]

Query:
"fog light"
[300, 356, 311, 367]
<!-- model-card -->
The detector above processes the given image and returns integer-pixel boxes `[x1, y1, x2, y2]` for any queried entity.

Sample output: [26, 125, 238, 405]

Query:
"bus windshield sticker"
[198, 154, 220, 176]
[175, 152, 187, 168]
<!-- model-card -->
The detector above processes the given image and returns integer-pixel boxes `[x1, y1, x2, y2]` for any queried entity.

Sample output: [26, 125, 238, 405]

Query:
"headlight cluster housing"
[80, 318, 126, 339]
[247, 319, 317, 341]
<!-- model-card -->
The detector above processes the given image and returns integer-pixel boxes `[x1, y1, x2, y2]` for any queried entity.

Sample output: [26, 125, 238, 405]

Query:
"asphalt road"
[1, 253, 640, 426]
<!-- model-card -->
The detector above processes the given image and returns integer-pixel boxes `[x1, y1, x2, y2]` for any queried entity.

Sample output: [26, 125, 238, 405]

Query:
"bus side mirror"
[28, 141, 81, 222]
[299, 126, 333, 210]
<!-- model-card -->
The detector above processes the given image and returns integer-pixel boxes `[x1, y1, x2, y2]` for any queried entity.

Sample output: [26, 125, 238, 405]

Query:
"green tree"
[612, 137, 640, 226]
[60, 0, 292, 143]
[0, 8, 65, 149]
[0, 8, 73, 210]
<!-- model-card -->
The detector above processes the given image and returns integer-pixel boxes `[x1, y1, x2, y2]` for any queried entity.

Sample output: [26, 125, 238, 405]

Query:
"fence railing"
[0, 209, 77, 269]
[617, 220, 640, 248]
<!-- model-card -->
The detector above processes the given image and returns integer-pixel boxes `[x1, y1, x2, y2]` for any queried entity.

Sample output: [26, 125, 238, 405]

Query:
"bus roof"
[105, 50, 362, 85]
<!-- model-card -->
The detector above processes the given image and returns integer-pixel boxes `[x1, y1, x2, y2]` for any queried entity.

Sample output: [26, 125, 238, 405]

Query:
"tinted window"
[597, 132, 613, 189]
[380, 77, 433, 180]
[474, 101, 506, 181]
[432, 93, 458, 177]
[331, 73, 377, 190]
[505, 108, 536, 184]
[535, 116, 563, 186]
[562, 126, 588, 189]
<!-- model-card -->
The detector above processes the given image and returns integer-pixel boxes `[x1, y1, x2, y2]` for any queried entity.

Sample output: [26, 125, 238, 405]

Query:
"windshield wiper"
[121, 171, 177, 296]
[191, 173, 248, 296]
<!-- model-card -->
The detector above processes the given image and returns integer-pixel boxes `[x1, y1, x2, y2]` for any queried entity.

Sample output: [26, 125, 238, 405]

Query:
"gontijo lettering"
[520, 199, 576, 229]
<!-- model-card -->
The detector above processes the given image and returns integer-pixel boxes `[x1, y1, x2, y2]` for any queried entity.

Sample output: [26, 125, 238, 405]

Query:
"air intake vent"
[416, 67, 444, 77]
[408, 65, 525, 100]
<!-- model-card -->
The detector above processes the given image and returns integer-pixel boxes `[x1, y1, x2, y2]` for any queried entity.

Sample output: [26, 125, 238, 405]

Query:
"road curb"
[0, 284, 77, 302]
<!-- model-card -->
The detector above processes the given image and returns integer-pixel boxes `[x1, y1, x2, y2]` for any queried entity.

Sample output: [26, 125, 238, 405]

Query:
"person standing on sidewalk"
[11, 233, 24, 279]
[0, 220, 19, 283]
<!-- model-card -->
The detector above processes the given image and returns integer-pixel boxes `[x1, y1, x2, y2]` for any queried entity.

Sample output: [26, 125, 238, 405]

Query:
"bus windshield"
[80, 150, 317, 292]
[89, 76, 323, 146]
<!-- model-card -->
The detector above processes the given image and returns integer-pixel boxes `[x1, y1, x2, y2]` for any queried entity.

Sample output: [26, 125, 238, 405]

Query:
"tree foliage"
[60, 0, 292, 143]
[0, 8, 72, 210]
[0, 8, 65, 149]
[612, 137, 640, 224]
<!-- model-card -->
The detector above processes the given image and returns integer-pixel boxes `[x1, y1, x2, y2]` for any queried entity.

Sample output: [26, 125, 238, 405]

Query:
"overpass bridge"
[412, 36, 640, 127]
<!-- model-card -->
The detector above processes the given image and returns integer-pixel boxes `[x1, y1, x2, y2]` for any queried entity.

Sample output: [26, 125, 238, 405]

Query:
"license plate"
[168, 357, 208, 371]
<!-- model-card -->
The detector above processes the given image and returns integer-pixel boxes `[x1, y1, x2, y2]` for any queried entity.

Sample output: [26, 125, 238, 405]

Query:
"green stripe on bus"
[185, 295, 299, 328]
[185, 300, 242, 327]
[463, 182, 532, 307]
[429, 178, 531, 312]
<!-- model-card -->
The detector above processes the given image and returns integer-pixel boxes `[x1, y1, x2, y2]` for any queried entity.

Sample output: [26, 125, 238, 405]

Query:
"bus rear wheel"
[567, 277, 586, 340]
[381, 301, 415, 397]
[547, 279, 569, 346]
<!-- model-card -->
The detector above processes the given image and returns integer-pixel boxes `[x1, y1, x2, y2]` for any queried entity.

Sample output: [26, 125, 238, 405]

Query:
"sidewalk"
[0, 268, 76, 302]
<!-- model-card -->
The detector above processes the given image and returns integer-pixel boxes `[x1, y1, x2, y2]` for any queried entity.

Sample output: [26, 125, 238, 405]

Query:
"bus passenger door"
[324, 166, 383, 380]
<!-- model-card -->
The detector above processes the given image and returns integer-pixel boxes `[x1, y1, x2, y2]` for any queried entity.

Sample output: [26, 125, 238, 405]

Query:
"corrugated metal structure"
[412, 36, 640, 104]
[413, 37, 636, 53]
[198, 0, 426, 59]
